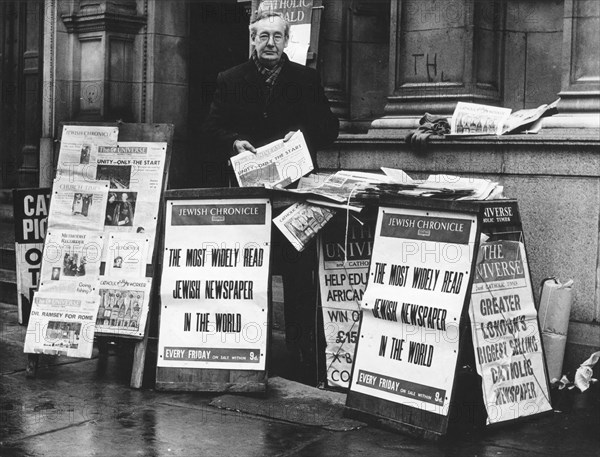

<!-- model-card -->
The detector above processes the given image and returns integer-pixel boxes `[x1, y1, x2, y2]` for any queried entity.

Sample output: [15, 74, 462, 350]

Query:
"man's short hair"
[249, 11, 290, 38]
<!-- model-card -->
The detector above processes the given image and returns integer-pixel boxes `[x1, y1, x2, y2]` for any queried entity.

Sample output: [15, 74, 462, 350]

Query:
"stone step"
[0, 247, 16, 271]
[0, 268, 17, 305]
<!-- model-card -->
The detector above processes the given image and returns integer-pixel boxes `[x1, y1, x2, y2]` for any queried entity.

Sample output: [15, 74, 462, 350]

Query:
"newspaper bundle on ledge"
[230, 130, 313, 187]
[274, 202, 336, 251]
[449, 99, 560, 136]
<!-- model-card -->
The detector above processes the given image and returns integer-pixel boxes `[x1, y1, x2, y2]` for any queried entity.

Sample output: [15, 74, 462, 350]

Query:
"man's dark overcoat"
[203, 57, 339, 163]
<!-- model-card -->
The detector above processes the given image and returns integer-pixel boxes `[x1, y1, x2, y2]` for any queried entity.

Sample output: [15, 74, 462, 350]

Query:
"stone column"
[552, 0, 600, 127]
[371, 0, 504, 131]
[59, 0, 146, 121]
[319, 0, 350, 129]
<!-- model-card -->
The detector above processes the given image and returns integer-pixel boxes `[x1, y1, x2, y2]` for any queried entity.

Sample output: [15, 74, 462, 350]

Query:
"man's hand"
[233, 139, 256, 155]
[283, 131, 296, 142]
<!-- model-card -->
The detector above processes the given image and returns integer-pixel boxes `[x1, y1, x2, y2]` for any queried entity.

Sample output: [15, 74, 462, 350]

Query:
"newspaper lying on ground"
[230, 130, 313, 187]
[273, 202, 336, 251]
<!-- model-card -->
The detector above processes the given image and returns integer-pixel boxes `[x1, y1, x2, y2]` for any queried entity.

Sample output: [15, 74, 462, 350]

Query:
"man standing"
[203, 11, 339, 385]
[203, 10, 339, 164]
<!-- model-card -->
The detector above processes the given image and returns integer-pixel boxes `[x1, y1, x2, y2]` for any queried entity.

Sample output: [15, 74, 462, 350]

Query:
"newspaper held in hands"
[274, 202, 336, 252]
[230, 130, 313, 188]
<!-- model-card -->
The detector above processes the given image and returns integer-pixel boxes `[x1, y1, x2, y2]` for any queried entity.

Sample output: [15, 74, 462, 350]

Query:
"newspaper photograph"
[104, 232, 150, 278]
[98, 142, 167, 257]
[47, 179, 110, 231]
[24, 291, 100, 358]
[95, 277, 152, 338]
[274, 202, 335, 251]
[230, 130, 313, 187]
[450, 102, 512, 135]
[39, 229, 103, 295]
[56, 125, 119, 181]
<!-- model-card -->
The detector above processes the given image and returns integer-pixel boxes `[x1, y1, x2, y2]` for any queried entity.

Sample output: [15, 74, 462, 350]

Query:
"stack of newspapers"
[273, 168, 505, 212]
[272, 168, 504, 251]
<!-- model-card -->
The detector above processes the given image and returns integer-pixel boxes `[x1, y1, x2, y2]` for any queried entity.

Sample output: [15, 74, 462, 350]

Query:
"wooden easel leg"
[130, 320, 151, 389]
[26, 354, 39, 378]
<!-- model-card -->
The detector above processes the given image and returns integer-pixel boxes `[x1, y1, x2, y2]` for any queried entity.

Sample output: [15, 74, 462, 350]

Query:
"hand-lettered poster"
[469, 240, 552, 424]
[349, 207, 477, 416]
[319, 212, 375, 388]
[158, 199, 271, 370]
[12, 188, 51, 324]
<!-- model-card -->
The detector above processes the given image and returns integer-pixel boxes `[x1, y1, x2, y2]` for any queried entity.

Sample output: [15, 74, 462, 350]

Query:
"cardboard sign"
[318, 212, 375, 388]
[12, 188, 51, 324]
[158, 198, 271, 371]
[469, 240, 552, 424]
[348, 206, 477, 419]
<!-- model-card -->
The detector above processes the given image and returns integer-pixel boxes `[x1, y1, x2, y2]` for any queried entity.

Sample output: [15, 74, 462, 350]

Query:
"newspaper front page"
[230, 131, 313, 187]
[39, 229, 104, 295]
[56, 126, 119, 182]
[273, 202, 335, 251]
[24, 292, 100, 358]
[95, 277, 152, 338]
[47, 180, 110, 231]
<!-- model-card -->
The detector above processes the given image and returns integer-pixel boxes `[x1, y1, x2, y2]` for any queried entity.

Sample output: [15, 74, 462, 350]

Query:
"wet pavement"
[1, 301, 599, 457]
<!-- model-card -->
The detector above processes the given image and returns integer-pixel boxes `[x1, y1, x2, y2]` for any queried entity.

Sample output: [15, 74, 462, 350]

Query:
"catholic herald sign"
[349, 207, 477, 415]
[158, 198, 271, 371]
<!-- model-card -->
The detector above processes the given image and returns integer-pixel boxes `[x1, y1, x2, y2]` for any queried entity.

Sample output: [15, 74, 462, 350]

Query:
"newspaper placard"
[95, 277, 152, 337]
[349, 207, 477, 415]
[230, 130, 313, 188]
[39, 229, 103, 295]
[99, 142, 167, 258]
[274, 202, 335, 251]
[158, 198, 271, 370]
[319, 212, 375, 388]
[259, 0, 313, 65]
[47, 179, 109, 231]
[56, 125, 119, 181]
[24, 292, 100, 358]
[450, 102, 512, 136]
[104, 233, 150, 278]
[469, 240, 552, 424]
[12, 188, 51, 324]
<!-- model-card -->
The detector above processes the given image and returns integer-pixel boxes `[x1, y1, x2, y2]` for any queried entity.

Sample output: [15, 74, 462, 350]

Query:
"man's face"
[252, 17, 288, 68]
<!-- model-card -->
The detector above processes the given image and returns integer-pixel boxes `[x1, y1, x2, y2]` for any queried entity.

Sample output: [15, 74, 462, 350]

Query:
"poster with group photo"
[95, 277, 152, 337]
[318, 212, 375, 389]
[349, 207, 477, 416]
[47, 179, 109, 231]
[469, 240, 552, 424]
[56, 125, 119, 182]
[158, 198, 271, 371]
[24, 291, 100, 358]
[39, 229, 104, 295]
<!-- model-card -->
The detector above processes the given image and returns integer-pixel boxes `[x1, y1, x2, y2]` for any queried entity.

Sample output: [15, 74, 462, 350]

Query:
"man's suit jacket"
[203, 58, 339, 165]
